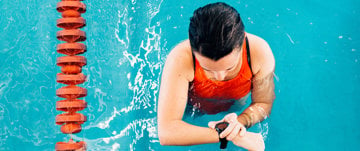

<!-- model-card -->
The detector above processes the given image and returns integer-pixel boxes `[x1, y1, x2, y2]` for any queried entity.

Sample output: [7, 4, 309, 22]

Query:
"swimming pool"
[0, 0, 359, 150]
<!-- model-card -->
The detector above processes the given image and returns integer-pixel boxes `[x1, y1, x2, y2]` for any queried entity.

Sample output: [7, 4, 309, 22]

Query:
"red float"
[56, 1, 86, 13]
[57, 29, 86, 43]
[56, 99, 87, 112]
[56, 85, 87, 99]
[57, 17, 86, 29]
[57, 43, 87, 56]
[55, 139, 86, 151]
[57, 73, 86, 85]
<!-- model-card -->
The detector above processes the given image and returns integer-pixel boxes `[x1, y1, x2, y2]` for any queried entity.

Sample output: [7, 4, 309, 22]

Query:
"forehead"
[194, 49, 240, 71]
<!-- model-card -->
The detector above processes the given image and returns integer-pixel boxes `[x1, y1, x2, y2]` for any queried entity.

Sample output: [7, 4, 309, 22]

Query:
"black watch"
[215, 122, 229, 149]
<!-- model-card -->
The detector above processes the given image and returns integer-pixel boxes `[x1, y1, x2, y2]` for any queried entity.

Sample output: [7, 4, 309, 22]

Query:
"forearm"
[238, 71, 275, 128]
[158, 120, 219, 146]
[237, 102, 272, 128]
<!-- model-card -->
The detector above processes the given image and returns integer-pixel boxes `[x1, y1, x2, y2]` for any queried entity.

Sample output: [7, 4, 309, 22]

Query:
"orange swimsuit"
[188, 37, 253, 114]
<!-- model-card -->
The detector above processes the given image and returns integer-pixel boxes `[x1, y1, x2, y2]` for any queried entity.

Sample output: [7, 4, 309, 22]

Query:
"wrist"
[237, 114, 251, 128]
[209, 127, 221, 143]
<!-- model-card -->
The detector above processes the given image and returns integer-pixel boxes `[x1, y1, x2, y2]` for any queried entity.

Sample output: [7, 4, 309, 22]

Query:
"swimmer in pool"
[157, 2, 275, 150]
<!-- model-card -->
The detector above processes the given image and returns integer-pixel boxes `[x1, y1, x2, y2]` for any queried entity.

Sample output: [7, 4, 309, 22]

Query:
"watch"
[215, 122, 229, 149]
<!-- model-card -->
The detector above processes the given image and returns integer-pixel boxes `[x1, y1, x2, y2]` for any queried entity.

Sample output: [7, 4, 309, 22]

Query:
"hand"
[208, 113, 246, 141]
[232, 132, 265, 151]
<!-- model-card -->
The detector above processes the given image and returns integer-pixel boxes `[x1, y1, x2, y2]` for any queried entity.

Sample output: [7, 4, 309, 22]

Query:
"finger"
[208, 121, 217, 129]
[208, 119, 225, 129]
[227, 123, 241, 141]
[239, 125, 247, 136]
[220, 121, 236, 138]
[227, 113, 238, 119]
[253, 133, 265, 149]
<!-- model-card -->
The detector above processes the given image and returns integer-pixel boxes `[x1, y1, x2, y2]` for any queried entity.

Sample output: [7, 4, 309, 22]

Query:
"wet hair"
[189, 2, 245, 61]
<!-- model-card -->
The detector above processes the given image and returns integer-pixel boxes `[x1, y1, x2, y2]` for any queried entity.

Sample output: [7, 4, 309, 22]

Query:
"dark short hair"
[189, 2, 245, 61]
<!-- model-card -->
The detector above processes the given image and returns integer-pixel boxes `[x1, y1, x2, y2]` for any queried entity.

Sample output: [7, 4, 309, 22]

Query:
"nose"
[214, 71, 226, 81]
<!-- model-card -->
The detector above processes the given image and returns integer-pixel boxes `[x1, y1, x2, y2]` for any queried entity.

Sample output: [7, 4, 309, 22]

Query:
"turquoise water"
[0, 0, 359, 150]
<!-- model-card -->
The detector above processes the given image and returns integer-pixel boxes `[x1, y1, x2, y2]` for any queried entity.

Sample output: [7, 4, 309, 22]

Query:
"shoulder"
[247, 33, 275, 79]
[163, 39, 194, 81]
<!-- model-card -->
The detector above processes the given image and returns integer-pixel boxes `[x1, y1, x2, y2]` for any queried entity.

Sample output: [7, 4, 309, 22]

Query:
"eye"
[226, 66, 235, 71]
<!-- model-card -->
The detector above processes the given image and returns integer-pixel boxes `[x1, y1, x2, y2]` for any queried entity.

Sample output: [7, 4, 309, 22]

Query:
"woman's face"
[194, 47, 242, 81]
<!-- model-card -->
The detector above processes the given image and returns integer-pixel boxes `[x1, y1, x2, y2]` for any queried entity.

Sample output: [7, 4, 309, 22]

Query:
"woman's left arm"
[237, 35, 276, 128]
[237, 71, 276, 128]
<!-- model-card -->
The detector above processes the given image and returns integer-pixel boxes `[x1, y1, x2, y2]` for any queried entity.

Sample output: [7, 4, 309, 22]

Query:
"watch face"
[215, 122, 229, 133]
[215, 122, 229, 149]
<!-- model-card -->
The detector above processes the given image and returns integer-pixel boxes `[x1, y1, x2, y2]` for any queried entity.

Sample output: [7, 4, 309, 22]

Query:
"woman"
[158, 2, 275, 150]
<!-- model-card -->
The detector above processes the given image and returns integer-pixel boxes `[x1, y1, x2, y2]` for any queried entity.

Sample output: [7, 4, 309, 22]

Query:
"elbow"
[158, 123, 174, 146]
[158, 129, 172, 146]
[158, 119, 182, 146]
[158, 135, 169, 146]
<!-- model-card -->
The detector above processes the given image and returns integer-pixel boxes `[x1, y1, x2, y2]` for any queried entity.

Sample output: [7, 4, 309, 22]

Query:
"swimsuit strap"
[245, 36, 253, 74]
[192, 51, 196, 70]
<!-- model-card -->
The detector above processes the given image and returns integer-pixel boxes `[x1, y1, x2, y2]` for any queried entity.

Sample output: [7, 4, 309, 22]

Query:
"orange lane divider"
[55, 0, 88, 150]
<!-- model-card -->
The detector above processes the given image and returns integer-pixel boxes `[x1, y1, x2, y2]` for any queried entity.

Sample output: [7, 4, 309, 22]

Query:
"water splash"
[252, 105, 269, 140]
[80, 0, 165, 150]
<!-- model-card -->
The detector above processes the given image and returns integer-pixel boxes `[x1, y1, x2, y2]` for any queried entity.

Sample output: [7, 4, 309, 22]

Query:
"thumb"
[208, 118, 225, 129]
[208, 121, 218, 129]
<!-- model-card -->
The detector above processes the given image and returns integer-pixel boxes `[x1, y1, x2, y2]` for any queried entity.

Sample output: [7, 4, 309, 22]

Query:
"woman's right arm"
[157, 41, 219, 145]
